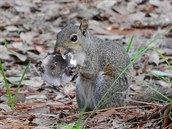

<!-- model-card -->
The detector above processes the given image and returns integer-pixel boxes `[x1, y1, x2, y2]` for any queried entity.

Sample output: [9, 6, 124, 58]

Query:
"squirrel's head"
[54, 19, 89, 56]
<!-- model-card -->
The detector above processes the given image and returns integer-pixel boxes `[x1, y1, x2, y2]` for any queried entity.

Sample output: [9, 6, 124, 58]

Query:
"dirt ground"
[0, 0, 172, 128]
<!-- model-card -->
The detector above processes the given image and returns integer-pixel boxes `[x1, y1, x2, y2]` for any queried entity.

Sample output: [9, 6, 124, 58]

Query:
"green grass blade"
[131, 35, 160, 60]
[169, 103, 172, 121]
[50, 122, 74, 129]
[4, 38, 8, 48]
[4, 39, 17, 55]
[164, 26, 172, 33]
[0, 60, 13, 107]
[126, 35, 134, 53]
[130, 71, 172, 102]
[152, 48, 172, 70]
[13, 61, 31, 103]
[73, 104, 87, 129]
[74, 116, 82, 129]
[149, 70, 172, 85]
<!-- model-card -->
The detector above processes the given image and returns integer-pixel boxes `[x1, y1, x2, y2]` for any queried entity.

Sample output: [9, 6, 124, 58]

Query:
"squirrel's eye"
[70, 34, 78, 42]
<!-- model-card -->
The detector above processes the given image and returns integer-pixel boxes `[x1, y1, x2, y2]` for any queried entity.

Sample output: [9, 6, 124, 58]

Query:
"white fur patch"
[61, 54, 66, 59]
[74, 52, 86, 66]
[67, 53, 77, 66]
[70, 58, 77, 66]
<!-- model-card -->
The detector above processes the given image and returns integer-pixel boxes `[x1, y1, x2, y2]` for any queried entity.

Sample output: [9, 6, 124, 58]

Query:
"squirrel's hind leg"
[94, 71, 129, 109]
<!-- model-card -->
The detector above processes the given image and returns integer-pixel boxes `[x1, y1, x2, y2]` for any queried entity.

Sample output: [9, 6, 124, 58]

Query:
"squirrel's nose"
[56, 47, 72, 55]
[56, 47, 67, 55]
[56, 47, 70, 55]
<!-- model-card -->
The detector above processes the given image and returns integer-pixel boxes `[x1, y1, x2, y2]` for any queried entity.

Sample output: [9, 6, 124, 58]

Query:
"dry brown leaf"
[0, 45, 11, 60]
[148, 52, 159, 65]
[20, 32, 38, 42]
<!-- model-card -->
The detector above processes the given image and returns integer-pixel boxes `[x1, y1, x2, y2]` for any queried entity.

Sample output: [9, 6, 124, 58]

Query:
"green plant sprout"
[0, 39, 30, 109]
[126, 34, 134, 53]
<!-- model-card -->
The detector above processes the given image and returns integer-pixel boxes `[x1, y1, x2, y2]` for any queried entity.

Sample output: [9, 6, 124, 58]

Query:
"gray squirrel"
[39, 20, 172, 111]
[53, 19, 130, 111]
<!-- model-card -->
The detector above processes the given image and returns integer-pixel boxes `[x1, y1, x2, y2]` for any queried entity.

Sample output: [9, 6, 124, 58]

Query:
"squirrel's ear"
[79, 19, 88, 36]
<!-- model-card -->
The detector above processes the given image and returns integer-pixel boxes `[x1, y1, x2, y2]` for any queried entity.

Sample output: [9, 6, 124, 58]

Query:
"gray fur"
[55, 22, 130, 111]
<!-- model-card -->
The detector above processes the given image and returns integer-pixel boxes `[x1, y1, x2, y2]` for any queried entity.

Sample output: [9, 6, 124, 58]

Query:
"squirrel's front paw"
[65, 66, 77, 76]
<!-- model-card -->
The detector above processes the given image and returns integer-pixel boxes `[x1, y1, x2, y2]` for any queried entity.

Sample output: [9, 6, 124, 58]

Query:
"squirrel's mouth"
[55, 47, 77, 66]
[56, 47, 71, 55]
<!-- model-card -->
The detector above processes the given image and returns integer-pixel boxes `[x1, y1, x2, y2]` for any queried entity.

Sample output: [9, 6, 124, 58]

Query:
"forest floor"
[0, 0, 172, 129]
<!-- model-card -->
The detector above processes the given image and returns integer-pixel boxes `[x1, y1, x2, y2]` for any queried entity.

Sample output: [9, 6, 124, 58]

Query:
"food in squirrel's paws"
[37, 53, 76, 86]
